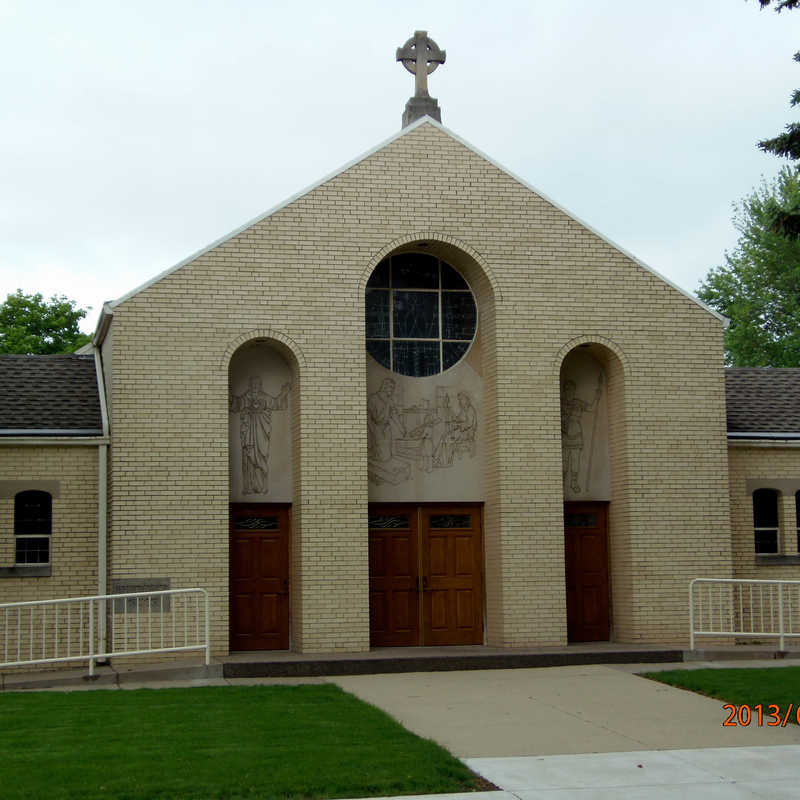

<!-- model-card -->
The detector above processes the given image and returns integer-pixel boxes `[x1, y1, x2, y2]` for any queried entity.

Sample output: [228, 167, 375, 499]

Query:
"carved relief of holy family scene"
[366, 364, 483, 501]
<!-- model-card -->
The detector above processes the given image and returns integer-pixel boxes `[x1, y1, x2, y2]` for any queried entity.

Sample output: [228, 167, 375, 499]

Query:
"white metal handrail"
[690, 578, 800, 650]
[0, 588, 210, 676]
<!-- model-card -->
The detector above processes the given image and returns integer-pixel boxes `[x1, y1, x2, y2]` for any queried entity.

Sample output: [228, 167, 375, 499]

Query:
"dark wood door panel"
[368, 507, 419, 647]
[564, 502, 609, 643]
[369, 503, 484, 647]
[421, 506, 483, 646]
[229, 504, 290, 651]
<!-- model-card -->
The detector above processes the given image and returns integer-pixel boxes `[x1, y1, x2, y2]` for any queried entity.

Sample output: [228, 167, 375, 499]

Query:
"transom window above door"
[365, 253, 477, 377]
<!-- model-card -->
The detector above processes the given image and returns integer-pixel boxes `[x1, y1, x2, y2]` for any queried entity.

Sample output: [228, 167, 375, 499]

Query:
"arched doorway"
[364, 244, 488, 646]
[560, 343, 624, 642]
[228, 340, 294, 650]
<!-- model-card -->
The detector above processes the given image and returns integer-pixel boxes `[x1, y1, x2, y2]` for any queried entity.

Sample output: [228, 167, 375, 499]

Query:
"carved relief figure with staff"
[561, 372, 604, 494]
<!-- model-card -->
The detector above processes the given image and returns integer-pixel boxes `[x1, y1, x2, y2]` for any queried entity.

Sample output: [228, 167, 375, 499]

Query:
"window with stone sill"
[365, 252, 477, 377]
[753, 488, 780, 555]
[14, 490, 51, 566]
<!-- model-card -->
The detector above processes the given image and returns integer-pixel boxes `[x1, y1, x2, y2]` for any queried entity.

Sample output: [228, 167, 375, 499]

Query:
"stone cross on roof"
[396, 30, 446, 128]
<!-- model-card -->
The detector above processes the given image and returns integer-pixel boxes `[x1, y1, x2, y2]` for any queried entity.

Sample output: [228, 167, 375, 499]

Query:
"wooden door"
[368, 507, 420, 647]
[564, 502, 610, 642]
[368, 504, 483, 646]
[421, 506, 483, 646]
[229, 504, 290, 651]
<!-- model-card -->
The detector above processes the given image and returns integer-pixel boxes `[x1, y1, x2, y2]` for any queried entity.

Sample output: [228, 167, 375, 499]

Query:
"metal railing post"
[779, 582, 785, 651]
[204, 590, 210, 666]
[689, 579, 696, 650]
[88, 599, 95, 677]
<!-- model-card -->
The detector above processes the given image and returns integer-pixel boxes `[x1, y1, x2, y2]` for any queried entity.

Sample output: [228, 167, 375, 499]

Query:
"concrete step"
[221, 648, 685, 678]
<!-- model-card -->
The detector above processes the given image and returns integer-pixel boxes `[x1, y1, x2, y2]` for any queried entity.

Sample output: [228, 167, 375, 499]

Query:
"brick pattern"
[105, 122, 733, 653]
[0, 446, 98, 604]
[729, 444, 800, 578]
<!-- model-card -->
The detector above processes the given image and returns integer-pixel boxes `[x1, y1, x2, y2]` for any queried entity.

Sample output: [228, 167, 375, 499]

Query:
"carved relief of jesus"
[229, 376, 290, 495]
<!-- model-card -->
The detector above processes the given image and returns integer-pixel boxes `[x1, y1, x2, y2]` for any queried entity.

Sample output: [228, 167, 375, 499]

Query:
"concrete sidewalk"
[330, 662, 800, 799]
[331, 663, 800, 756]
[4, 658, 800, 798]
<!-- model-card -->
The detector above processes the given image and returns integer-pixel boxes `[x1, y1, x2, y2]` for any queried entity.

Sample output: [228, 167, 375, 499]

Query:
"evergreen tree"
[757, 0, 800, 161]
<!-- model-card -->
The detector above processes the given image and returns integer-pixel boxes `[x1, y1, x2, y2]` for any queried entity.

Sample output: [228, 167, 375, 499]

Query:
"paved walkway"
[330, 661, 800, 799]
[331, 662, 800, 757]
[5, 657, 800, 797]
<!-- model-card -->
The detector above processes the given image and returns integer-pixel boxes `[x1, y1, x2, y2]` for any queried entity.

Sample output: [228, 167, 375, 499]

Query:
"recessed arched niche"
[560, 347, 612, 501]
[228, 341, 293, 503]
[365, 247, 484, 502]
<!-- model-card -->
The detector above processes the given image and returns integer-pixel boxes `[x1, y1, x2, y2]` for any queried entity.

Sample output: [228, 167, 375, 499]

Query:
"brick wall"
[728, 443, 800, 578]
[105, 121, 732, 652]
[0, 445, 99, 604]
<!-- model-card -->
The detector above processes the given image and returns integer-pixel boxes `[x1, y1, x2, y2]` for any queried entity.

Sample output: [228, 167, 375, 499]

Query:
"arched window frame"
[14, 490, 52, 566]
[365, 252, 477, 377]
[752, 488, 780, 555]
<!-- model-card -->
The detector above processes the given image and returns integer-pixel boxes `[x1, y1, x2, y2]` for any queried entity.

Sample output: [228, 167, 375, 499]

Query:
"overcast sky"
[1, 0, 798, 333]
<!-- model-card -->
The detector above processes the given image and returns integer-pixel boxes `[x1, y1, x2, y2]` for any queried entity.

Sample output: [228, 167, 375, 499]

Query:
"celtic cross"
[396, 31, 446, 98]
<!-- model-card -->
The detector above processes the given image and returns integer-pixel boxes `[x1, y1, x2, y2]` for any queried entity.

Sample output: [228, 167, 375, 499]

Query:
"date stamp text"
[723, 704, 799, 727]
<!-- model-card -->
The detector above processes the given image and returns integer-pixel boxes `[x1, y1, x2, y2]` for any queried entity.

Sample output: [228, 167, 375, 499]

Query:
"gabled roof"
[94, 116, 725, 342]
[725, 368, 800, 438]
[0, 354, 102, 435]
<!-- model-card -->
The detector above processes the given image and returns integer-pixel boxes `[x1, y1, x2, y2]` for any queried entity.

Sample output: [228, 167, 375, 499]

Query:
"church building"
[2, 32, 800, 664]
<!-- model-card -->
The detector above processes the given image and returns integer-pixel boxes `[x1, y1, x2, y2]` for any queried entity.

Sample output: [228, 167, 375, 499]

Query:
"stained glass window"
[430, 514, 471, 528]
[234, 516, 279, 530]
[365, 254, 476, 377]
[369, 515, 411, 528]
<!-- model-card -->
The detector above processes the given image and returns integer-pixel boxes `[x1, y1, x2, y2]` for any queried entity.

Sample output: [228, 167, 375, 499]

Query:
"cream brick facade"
[8, 120, 799, 665]
[0, 445, 99, 604]
[728, 443, 800, 578]
[98, 120, 734, 653]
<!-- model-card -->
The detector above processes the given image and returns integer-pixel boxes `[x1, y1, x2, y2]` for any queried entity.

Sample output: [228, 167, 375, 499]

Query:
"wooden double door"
[229, 504, 290, 651]
[369, 504, 483, 647]
[564, 502, 610, 642]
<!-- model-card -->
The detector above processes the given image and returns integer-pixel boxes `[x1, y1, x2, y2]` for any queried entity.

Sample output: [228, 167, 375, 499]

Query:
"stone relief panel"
[229, 343, 292, 503]
[560, 349, 611, 501]
[366, 358, 484, 502]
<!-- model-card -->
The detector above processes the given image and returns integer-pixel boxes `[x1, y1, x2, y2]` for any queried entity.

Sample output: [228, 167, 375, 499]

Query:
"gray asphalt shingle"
[725, 367, 800, 435]
[0, 354, 102, 434]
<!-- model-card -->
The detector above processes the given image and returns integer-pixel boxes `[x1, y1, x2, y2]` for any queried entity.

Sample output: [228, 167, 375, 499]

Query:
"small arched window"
[14, 490, 52, 565]
[752, 488, 779, 555]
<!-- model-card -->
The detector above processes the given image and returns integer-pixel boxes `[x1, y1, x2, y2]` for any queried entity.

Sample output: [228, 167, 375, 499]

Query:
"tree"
[757, 0, 800, 160]
[697, 168, 800, 366]
[755, 1, 800, 235]
[0, 290, 92, 354]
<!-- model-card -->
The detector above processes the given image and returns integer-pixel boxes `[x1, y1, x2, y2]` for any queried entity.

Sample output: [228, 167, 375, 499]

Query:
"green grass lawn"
[641, 666, 800, 724]
[0, 684, 485, 800]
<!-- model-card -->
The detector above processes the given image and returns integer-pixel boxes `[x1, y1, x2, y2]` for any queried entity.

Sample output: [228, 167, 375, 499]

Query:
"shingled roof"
[725, 368, 800, 437]
[0, 354, 102, 435]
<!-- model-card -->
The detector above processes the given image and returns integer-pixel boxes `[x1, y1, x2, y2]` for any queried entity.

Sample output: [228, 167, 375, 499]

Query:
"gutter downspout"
[94, 348, 110, 657]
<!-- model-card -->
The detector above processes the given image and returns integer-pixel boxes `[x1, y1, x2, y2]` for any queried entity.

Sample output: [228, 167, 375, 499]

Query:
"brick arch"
[357, 232, 503, 304]
[555, 333, 631, 645]
[219, 328, 306, 373]
[552, 335, 631, 381]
